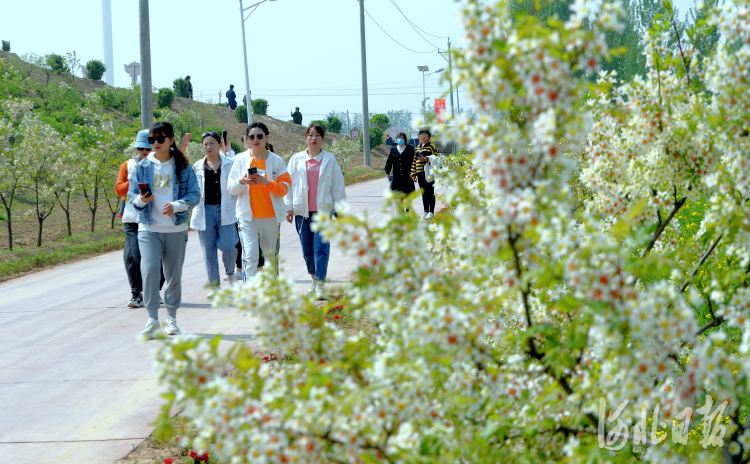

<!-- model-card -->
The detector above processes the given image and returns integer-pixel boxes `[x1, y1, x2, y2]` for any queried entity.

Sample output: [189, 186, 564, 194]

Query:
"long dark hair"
[150, 122, 189, 183]
[246, 122, 269, 136]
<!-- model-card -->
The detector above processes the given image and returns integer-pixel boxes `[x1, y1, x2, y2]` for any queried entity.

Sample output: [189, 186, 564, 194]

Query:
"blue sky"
[1, 0, 694, 125]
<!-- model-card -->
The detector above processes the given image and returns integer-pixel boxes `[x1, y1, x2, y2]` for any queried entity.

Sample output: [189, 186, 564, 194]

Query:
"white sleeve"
[284, 155, 295, 210]
[330, 158, 347, 209]
[228, 155, 245, 195]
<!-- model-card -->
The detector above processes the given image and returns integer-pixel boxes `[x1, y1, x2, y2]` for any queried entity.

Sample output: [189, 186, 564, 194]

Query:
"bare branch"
[679, 234, 722, 293]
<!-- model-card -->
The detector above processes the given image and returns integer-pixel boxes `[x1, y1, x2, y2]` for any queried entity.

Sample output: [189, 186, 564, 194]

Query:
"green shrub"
[46, 54, 69, 74]
[85, 59, 106, 81]
[231, 141, 243, 153]
[361, 126, 385, 147]
[236, 105, 248, 123]
[326, 115, 343, 134]
[157, 88, 175, 109]
[97, 87, 125, 110]
[127, 107, 141, 118]
[153, 110, 162, 119]
[310, 120, 328, 132]
[251, 98, 269, 115]
[1, 41, 9, 52]
[173, 77, 190, 98]
[370, 114, 390, 131]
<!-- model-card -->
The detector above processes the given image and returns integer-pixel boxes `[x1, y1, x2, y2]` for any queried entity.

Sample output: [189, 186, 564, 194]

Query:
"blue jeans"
[295, 211, 329, 282]
[198, 204, 238, 286]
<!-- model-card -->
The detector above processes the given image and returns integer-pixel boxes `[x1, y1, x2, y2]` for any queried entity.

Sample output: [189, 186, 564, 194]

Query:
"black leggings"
[418, 172, 436, 213]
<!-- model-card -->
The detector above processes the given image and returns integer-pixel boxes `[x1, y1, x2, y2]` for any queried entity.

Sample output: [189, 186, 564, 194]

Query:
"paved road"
[0, 177, 438, 464]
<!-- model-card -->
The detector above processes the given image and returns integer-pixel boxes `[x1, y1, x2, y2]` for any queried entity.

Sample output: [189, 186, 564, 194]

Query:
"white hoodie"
[133, 153, 188, 233]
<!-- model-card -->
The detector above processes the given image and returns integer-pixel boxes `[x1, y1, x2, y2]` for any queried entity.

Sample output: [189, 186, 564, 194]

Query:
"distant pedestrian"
[284, 124, 347, 300]
[385, 133, 393, 146]
[291, 107, 303, 125]
[186, 75, 193, 99]
[191, 131, 239, 299]
[228, 122, 291, 279]
[226, 84, 237, 110]
[114, 130, 165, 308]
[411, 129, 439, 219]
[128, 122, 200, 339]
[384, 132, 416, 213]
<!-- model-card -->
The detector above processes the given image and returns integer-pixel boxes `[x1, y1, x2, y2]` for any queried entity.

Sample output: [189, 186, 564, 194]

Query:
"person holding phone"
[411, 129, 439, 219]
[228, 122, 291, 280]
[128, 122, 200, 339]
[284, 124, 347, 300]
[191, 132, 239, 298]
[384, 132, 416, 214]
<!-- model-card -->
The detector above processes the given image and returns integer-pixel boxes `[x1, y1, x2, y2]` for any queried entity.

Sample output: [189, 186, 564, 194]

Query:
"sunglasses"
[246, 134, 265, 141]
[136, 147, 150, 152]
[147, 135, 168, 144]
[202, 131, 219, 139]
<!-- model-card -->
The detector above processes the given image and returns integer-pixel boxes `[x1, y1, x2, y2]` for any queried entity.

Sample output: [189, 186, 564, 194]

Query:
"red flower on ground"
[334, 315, 341, 320]
[263, 356, 269, 362]
[163, 459, 174, 464]
[190, 449, 198, 458]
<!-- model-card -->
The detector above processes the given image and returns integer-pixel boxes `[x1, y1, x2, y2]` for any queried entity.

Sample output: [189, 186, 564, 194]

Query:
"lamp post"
[239, 0, 276, 126]
[418, 66, 444, 120]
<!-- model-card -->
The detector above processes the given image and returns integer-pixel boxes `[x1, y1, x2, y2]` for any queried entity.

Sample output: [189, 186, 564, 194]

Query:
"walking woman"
[190, 131, 238, 298]
[284, 124, 347, 299]
[128, 122, 200, 338]
[384, 132, 415, 213]
[411, 129, 439, 219]
[228, 122, 291, 279]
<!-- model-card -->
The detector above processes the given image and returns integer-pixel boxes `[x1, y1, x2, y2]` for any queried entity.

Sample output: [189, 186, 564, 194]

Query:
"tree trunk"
[37, 217, 43, 247]
[54, 191, 72, 236]
[110, 210, 116, 229]
[5, 214, 12, 251]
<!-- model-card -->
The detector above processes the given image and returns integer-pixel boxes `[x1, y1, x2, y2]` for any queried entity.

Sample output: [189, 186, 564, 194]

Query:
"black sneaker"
[128, 294, 144, 308]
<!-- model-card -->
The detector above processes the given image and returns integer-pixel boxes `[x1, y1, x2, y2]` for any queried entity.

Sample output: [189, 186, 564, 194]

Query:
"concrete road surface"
[0, 177, 440, 463]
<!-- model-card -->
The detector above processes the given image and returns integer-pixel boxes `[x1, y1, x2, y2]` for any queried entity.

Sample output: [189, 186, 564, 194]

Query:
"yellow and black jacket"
[411, 142, 438, 176]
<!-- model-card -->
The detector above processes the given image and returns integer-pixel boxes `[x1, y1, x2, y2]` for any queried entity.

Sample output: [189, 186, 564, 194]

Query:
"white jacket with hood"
[189, 154, 238, 230]
[227, 150, 290, 224]
[284, 149, 347, 218]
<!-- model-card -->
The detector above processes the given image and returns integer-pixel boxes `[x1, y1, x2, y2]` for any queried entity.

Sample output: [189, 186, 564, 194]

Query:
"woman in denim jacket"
[127, 122, 200, 339]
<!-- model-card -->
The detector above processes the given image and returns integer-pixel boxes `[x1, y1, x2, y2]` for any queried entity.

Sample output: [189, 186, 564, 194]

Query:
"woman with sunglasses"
[128, 122, 200, 339]
[284, 124, 346, 300]
[190, 132, 239, 298]
[228, 122, 291, 280]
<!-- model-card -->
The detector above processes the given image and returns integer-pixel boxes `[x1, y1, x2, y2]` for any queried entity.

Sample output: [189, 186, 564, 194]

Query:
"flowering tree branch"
[679, 234, 723, 293]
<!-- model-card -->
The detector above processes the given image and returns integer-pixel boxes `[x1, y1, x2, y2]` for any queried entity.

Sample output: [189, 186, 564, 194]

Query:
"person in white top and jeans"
[190, 131, 239, 298]
[284, 124, 347, 299]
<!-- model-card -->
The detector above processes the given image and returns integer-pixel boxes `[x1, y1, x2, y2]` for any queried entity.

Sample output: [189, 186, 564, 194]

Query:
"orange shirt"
[114, 161, 130, 200]
[248, 158, 291, 218]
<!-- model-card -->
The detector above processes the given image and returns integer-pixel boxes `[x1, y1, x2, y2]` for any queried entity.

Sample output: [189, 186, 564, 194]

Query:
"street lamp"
[239, 0, 276, 126]
[418, 66, 444, 119]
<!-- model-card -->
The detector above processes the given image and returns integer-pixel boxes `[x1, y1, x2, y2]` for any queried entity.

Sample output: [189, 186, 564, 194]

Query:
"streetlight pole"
[418, 66, 444, 121]
[239, 0, 276, 127]
[138, 0, 153, 129]
[358, 0, 371, 166]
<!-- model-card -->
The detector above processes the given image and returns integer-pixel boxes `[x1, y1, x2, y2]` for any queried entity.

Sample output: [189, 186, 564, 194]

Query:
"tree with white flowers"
[153, 0, 750, 462]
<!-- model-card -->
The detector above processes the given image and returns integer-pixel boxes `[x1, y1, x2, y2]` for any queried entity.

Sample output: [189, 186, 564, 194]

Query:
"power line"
[363, 8, 434, 54]
[390, 0, 449, 39]
[388, 0, 444, 48]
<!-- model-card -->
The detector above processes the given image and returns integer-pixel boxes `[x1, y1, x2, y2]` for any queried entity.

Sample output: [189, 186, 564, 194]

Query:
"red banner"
[435, 98, 447, 123]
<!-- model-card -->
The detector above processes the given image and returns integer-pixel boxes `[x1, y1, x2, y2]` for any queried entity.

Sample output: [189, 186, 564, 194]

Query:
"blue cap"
[134, 129, 151, 149]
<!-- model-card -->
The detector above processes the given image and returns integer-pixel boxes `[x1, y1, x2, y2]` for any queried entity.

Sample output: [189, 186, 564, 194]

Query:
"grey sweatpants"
[238, 217, 279, 279]
[138, 230, 188, 319]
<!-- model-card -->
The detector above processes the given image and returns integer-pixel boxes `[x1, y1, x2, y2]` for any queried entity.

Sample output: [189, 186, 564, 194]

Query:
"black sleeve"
[384, 149, 395, 175]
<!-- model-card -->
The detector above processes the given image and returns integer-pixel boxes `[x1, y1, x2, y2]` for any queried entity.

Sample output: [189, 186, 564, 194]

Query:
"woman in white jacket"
[190, 132, 239, 298]
[284, 124, 346, 299]
[228, 122, 291, 280]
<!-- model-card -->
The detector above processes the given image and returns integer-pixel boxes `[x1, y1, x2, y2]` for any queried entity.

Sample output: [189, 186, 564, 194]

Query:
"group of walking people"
[114, 122, 346, 339]
[384, 129, 440, 219]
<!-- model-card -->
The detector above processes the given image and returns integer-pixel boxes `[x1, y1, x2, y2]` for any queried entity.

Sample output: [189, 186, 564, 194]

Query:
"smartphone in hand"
[138, 183, 152, 197]
[248, 167, 258, 176]
[222, 130, 228, 147]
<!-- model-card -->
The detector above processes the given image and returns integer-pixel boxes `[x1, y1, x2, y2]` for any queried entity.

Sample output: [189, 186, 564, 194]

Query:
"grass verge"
[0, 231, 125, 281]
[344, 171, 387, 186]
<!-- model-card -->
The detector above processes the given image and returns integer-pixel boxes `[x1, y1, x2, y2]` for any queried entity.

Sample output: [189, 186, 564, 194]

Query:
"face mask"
[396, 139, 406, 146]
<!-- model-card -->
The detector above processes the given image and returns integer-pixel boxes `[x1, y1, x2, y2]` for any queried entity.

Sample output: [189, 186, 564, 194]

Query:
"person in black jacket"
[384, 132, 416, 213]
[226, 85, 237, 110]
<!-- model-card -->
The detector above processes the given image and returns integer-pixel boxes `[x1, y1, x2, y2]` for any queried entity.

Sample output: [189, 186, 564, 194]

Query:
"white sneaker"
[207, 287, 218, 299]
[227, 274, 238, 285]
[140, 318, 161, 339]
[163, 316, 181, 336]
[316, 281, 327, 300]
[421, 212, 429, 219]
[306, 280, 317, 297]
[425, 212, 435, 219]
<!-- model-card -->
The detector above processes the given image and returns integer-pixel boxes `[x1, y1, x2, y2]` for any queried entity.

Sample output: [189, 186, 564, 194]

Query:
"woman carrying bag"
[384, 132, 415, 213]
[228, 122, 291, 280]
[128, 122, 200, 338]
[284, 124, 347, 300]
[190, 131, 239, 298]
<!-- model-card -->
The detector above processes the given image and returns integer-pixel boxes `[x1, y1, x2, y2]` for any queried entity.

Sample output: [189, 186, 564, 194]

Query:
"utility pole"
[346, 110, 350, 137]
[447, 38, 455, 118]
[358, 0, 371, 166]
[139, 0, 153, 129]
[239, 0, 254, 125]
